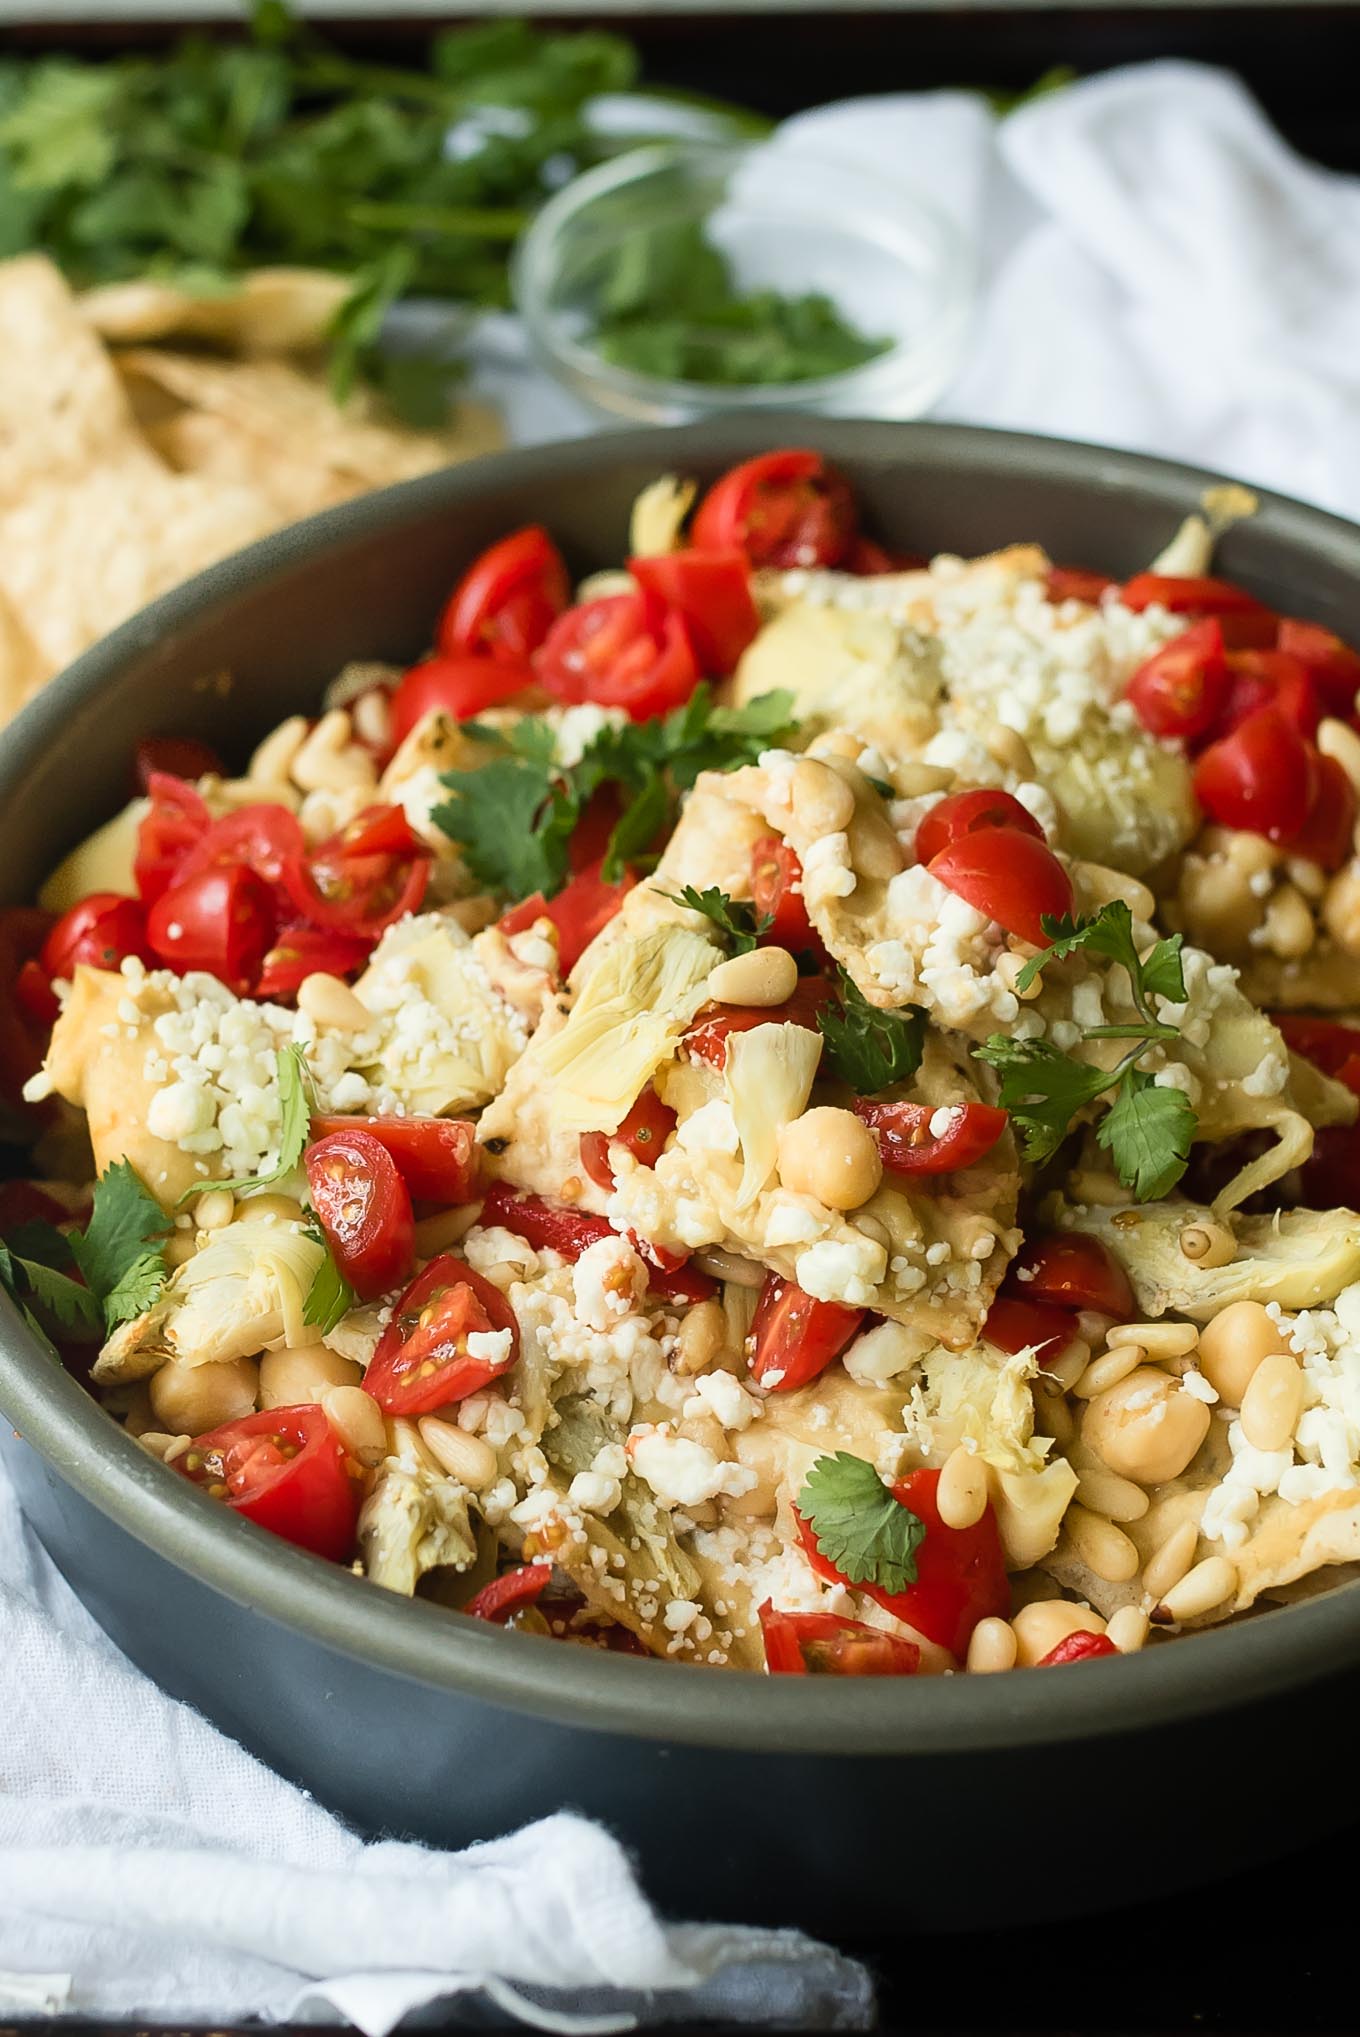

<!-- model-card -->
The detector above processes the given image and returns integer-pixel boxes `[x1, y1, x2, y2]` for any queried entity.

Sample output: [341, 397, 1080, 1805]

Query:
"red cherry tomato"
[928, 827, 1074, 948]
[255, 923, 373, 1000]
[691, 449, 857, 570]
[389, 655, 534, 749]
[1222, 649, 1321, 740]
[135, 772, 212, 904]
[364, 1253, 519, 1415]
[283, 807, 430, 940]
[797, 1466, 1009, 1659]
[1119, 573, 1267, 617]
[579, 1088, 677, 1193]
[309, 1115, 478, 1205]
[566, 787, 624, 874]
[1046, 567, 1114, 604]
[1038, 1630, 1119, 1666]
[1288, 753, 1356, 871]
[175, 802, 307, 914]
[1124, 619, 1229, 742]
[914, 789, 1043, 868]
[751, 834, 824, 957]
[1011, 1232, 1134, 1318]
[748, 1273, 863, 1394]
[846, 537, 926, 576]
[180, 1404, 360, 1562]
[982, 1296, 1078, 1359]
[536, 591, 700, 721]
[437, 526, 570, 666]
[498, 857, 635, 975]
[0, 908, 56, 1107]
[41, 893, 154, 980]
[134, 735, 223, 792]
[304, 1128, 415, 1300]
[1193, 707, 1316, 842]
[146, 864, 275, 993]
[464, 1563, 553, 1624]
[683, 977, 834, 1068]
[1274, 1014, 1360, 1094]
[14, 958, 59, 1027]
[628, 550, 760, 675]
[1277, 619, 1360, 718]
[478, 1184, 712, 1303]
[758, 1602, 921, 1676]
[854, 1098, 1008, 1175]
[1299, 1122, 1360, 1208]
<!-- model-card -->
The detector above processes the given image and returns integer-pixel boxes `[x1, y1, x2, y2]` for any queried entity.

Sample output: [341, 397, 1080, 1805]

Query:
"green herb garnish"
[302, 1224, 356, 1336]
[0, 1158, 173, 1348]
[817, 968, 925, 1094]
[665, 886, 771, 956]
[181, 1045, 312, 1203]
[798, 1452, 924, 1594]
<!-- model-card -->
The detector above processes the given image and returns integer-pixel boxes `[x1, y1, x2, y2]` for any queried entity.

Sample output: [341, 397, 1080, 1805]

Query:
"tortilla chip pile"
[0, 254, 503, 725]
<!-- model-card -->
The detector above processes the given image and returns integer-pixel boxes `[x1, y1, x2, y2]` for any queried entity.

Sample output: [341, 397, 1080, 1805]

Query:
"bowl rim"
[6, 414, 1360, 1757]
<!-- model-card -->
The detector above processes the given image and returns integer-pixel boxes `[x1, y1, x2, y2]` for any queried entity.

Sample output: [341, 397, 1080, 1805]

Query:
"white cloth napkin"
[2, 56, 1356, 2033]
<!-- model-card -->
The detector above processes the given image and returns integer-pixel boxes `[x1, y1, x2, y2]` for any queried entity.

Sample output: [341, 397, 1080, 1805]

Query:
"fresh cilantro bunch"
[0, 1159, 171, 1355]
[432, 685, 798, 905]
[818, 968, 925, 1095]
[973, 901, 1197, 1201]
[798, 1452, 924, 1593]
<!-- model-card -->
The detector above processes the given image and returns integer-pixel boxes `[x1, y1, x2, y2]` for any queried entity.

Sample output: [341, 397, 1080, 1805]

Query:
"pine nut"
[1319, 717, 1360, 792]
[413, 1204, 482, 1258]
[777, 1106, 883, 1211]
[1196, 1300, 1289, 1406]
[1011, 1599, 1106, 1668]
[1106, 1605, 1150, 1655]
[1064, 1503, 1140, 1582]
[137, 1430, 192, 1464]
[1082, 1368, 1211, 1484]
[1324, 864, 1360, 957]
[1286, 856, 1329, 901]
[192, 1188, 235, 1232]
[418, 1416, 499, 1489]
[985, 726, 1036, 777]
[847, 806, 903, 882]
[297, 971, 371, 1031]
[937, 1445, 989, 1530]
[351, 688, 393, 751]
[259, 1342, 362, 1408]
[705, 946, 798, 1007]
[150, 1355, 259, 1434]
[292, 709, 378, 794]
[1032, 1392, 1076, 1447]
[387, 1415, 441, 1474]
[1178, 856, 1261, 952]
[674, 1297, 727, 1375]
[1075, 1466, 1149, 1523]
[966, 1616, 1017, 1673]
[1111, 1322, 1199, 1362]
[163, 1231, 199, 1268]
[1036, 1338, 1091, 1395]
[693, 1247, 767, 1289]
[1240, 1349, 1304, 1452]
[321, 1385, 387, 1465]
[234, 1193, 306, 1225]
[1142, 1520, 1199, 1600]
[1073, 1343, 1145, 1398]
[248, 714, 309, 788]
[1152, 1555, 1236, 1624]
[790, 758, 857, 835]
[1262, 884, 1316, 959]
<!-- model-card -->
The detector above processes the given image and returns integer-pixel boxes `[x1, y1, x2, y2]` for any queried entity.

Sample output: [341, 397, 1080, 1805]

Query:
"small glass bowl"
[513, 139, 974, 426]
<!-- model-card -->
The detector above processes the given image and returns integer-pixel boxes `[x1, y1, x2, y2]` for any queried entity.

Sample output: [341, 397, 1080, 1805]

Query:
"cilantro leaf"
[432, 753, 576, 902]
[302, 1228, 356, 1336]
[973, 1035, 1117, 1167]
[1015, 901, 1185, 1024]
[798, 1452, 925, 1594]
[1097, 1068, 1196, 1202]
[10, 1253, 103, 1337]
[603, 773, 669, 883]
[71, 1160, 171, 1306]
[102, 1253, 171, 1331]
[184, 1045, 312, 1202]
[817, 970, 925, 1094]
[666, 886, 771, 956]
[1139, 934, 1190, 1006]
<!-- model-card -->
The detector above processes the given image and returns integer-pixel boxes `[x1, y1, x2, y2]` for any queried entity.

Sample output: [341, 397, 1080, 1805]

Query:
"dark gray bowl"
[5, 419, 1360, 1932]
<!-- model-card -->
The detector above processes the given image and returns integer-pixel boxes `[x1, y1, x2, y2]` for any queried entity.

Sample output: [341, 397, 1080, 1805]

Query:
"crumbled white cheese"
[795, 1232, 888, 1308]
[626, 1424, 756, 1507]
[684, 1368, 760, 1432]
[675, 1100, 740, 1156]
[843, 1319, 923, 1386]
[571, 1234, 647, 1333]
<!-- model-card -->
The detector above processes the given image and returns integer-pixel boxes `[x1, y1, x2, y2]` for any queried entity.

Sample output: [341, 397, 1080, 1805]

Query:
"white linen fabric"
[0, 56, 1354, 2034]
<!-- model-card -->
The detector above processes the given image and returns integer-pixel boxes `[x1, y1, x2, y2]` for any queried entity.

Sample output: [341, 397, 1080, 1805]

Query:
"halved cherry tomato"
[579, 1088, 677, 1193]
[134, 772, 211, 903]
[1277, 619, 1360, 718]
[498, 856, 635, 975]
[748, 1273, 863, 1394]
[1046, 567, 1113, 604]
[14, 959, 59, 1027]
[41, 893, 154, 980]
[365, 1253, 520, 1414]
[797, 1466, 1009, 1659]
[691, 450, 857, 570]
[1288, 753, 1356, 870]
[175, 802, 306, 913]
[465, 1563, 553, 1624]
[283, 807, 430, 941]
[1274, 1014, 1360, 1094]
[536, 591, 700, 720]
[751, 834, 823, 957]
[478, 1184, 712, 1303]
[1124, 619, 1229, 742]
[1222, 649, 1320, 740]
[438, 525, 569, 665]
[146, 865, 275, 993]
[628, 550, 759, 675]
[180, 1404, 359, 1562]
[389, 655, 534, 748]
[304, 1129, 415, 1300]
[982, 1296, 1077, 1359]
[0, 908, 56, 1106]
[1193, 707, 1316, 842]
[1038, 1630, 1119, 1666]
[928, 827, 1074, 947]
[333, 805, 428, 862]
[1010, 1233, 1134, 1318]
[134, 735, 223, 791]
[759, 1602, 921, 1676]
[310, 1115, 478, 1205]
[683, 978, 834, 1068]
[854, 1098, 1008, 1175]
[914, 790, 1043, 868]
[567, 787, 624, 874]
[846, 537, 926, 576]
[256, 923, 373, 1000]
[1119, 573, 1267, 616]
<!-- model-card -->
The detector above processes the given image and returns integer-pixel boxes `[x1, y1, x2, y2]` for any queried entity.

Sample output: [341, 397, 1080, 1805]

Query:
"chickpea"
[1011, 1599, 1106, 1668]
[149, 1355, 259, 1434]
[259, 1343, 362, 1409]
[1196, 1300, 1291, 1407]
[777, 1106, 883, 1210]
[1240, 1349, 1304, 1452]
[790, 758, 857, 836]
[674, 1298, 729, 1376]
[234, 1193, 305, 1226]
[1080, 1365, 1210, 1484]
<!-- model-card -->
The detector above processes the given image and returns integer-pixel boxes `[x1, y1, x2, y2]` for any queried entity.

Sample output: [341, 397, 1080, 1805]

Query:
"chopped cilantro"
[816, 969, 925, 1094]
[798, 1452, 924, 1594]
[666, 886, 772, 956]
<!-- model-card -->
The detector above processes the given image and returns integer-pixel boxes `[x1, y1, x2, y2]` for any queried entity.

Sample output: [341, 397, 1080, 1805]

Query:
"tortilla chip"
[79, 266, 352, 354]
[141, 409, 356, 522]
[0, 254, 148, 502]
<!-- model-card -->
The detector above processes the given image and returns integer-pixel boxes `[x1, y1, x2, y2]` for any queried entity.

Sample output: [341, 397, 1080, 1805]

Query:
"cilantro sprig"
[817, 969, 925, 1095]
[0, 1158, 172, 1352]
[798, 1452, 925, 1594]
[181, 1045, 311, 1204]
[974, 902, 1197, 1201]
[302, 1222, 356, 1336]
[432, 685, 799, 907]
[665, 887, 772, 956]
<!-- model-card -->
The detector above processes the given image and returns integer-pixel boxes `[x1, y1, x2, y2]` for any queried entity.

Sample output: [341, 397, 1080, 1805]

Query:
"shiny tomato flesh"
[41, 893, 154, 980]
[389, 655, 534, 748]
[579, 1088, 677, 1192]
[498, 857, 635, 975]
[146, 864, 275, 993]
[928, 826, 1074, 948]
[437, 526, 570, 666]
[982, 1295, 1078, 1360]
[846, 537, 926, 575]
[1288, 753, 1355, 870]
[255, 924, 372, 1000]
[751, 834, 823, 957]
[304, 1127, 415, 1300]
[134, 735, 223, 791]
[464, 1563, 553, 1624]
[135, 772, 212, 903]
[1274, 1014, 1360, 1094]
[176, 802, 306, 918]
[1046, 567, 1114, 604]
[283, 806, 430, 940]
[309, 1114, 479, 1204]
[1010, 1232, 1134, 1319]
[683, 977, 834, 1068]
[1192, 707, 1315, 842]
[1125, 619, 1229, 742]
[691, 449, 857, 570]
[536, 590, 700, 720]
[180, 1404, 359, 1562]
[1038, 1630, 1119, 1666]
[365, 1253, 519, 1414]
[0, 908, 57, 1107]
[478, 1184, 713, 1303]
[854, 1098, 1008, 1174]
[1119, 573, 1267, 616]
[1277, 619, 1360, 717]
[748, 1273, 863, 1393]
[914, 789, 1042, 867]
[1225, 650, 1320, 739]
[759, 1602, 921, 1676]
[628, 549, 760, 675]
